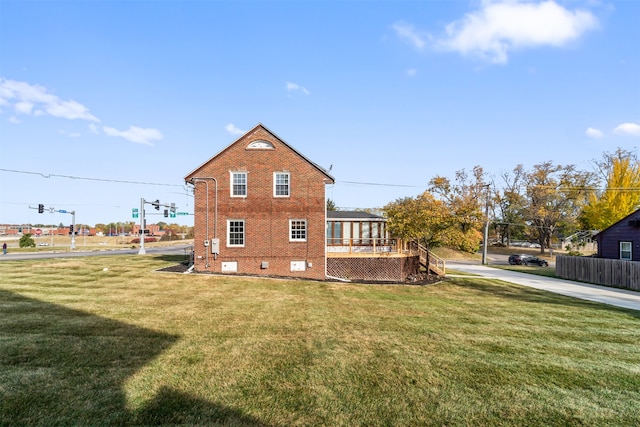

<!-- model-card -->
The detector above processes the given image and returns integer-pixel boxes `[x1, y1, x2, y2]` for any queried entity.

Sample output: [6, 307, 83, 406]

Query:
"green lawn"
[1, 255, 639, 426]
[493, 264, 558, 277]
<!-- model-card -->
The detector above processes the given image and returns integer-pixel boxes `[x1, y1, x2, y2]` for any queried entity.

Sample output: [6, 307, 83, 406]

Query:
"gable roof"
[593, 208, 640, 239]
[184, 123, 335, 183]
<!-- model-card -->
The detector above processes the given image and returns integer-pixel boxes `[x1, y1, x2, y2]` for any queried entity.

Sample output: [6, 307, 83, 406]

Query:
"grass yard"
[1, 255, 639, 426]
[493, 264, 558, 278]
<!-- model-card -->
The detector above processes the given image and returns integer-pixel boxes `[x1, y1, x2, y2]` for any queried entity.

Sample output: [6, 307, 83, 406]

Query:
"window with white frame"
[290, 219, 307, 242]
[230, 172, 247, 197]
[274, 172, 290, 197]
[620, 241, 632, 260]
[227, 220, 245, 247]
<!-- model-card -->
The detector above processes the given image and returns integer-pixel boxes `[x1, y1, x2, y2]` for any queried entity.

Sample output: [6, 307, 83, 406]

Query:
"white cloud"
[585, 127, 603, 138]
[46, 99, 100, 121]
[225, 123, 245, 135]
[8, 116, 21, 124]
[286, 81, 310, 95]
[58, 129, 81, 138]
[1, 77, 164, 146]
[0, 78, 100, 121]
[103, 125, 163, 145]
[613, 122, 640, 137]
[392, 22, 427, 50]
[431, 0, 599, 64]
[15, 101, 34, 115]
[406, 68, 418, 77]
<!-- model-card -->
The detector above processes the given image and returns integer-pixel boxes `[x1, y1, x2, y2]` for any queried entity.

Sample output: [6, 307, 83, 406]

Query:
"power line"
[0, 168, 184, 187]
[336, 180, 425, 188]
[4, 167, 639, 192]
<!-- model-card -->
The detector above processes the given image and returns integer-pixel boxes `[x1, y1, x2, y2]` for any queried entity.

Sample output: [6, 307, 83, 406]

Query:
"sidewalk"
[447, 261, 640, 312]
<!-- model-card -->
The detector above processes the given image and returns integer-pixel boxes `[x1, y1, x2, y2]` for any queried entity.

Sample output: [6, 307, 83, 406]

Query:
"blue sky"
[1, 0, 639, 227]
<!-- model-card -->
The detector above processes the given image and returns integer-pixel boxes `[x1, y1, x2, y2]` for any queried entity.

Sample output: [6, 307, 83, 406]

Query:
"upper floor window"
[290, 219, 307, 242]
[230, 172, 247, 197]
[274, 172, 290, 197]
[620, 241, 632, 260]
[247, 140, 274, 150]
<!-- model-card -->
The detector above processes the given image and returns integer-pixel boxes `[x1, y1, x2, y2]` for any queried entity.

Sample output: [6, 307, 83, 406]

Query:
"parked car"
[521, 256, 548, 267]
[508, 254, 529, 265]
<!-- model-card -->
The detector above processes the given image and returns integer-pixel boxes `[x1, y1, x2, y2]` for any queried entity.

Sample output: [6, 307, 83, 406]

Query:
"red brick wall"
[186, 126, 330, 280]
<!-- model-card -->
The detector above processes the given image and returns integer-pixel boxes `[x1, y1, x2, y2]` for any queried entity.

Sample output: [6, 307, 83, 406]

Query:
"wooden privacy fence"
[556, 255, 640, 291]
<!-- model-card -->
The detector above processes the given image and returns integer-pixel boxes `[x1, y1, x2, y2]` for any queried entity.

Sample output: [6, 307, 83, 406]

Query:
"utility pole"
[482, 184, 490, 265]
[137, 198, 177, 255]
[70, 211, 76, 250]
[138, 198, 146, 255]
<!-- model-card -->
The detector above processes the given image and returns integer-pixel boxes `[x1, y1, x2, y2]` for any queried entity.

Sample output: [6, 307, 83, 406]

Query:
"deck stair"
[414, 242, 446, 276]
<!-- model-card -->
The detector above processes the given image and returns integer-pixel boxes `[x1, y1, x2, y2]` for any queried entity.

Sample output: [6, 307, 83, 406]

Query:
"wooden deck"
[326, 238, 446, 276]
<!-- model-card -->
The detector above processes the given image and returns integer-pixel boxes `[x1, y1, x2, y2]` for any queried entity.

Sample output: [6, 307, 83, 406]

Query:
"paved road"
[0, 244, 193, 261]
[447, 260, 640, 312]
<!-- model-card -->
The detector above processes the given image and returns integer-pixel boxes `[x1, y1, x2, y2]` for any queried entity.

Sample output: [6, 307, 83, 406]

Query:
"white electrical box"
[221, 261, 237, 272]
[211, 238, 220, 254]
[203, 239, 209, 247]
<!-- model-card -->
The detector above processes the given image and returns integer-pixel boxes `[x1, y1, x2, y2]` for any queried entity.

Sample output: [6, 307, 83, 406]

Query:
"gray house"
[594, 209, 640, 261]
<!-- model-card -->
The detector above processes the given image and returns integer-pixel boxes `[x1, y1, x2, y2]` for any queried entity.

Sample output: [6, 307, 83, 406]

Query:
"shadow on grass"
[453, 278, 640, 319]
[0, 290, 268, 426]
[153, 252, 192, 265]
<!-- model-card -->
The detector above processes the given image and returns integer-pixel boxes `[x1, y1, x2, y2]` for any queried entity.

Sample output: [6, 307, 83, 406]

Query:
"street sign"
[170, 212, 176, 218]
[35, 228, 42, 236]
[132, 208, 139, 219]
[59, 209, 67, 213]
[177, 212, 189, 216]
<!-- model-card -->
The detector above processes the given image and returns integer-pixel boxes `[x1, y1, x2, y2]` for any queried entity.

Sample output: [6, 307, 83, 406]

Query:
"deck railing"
[326, 238, 406, 255]
[410, 242, 446, 276]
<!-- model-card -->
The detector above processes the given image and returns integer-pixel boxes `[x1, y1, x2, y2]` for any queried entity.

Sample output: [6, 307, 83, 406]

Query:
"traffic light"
[153, 200, 160, 210]
[69, 224, 74, 234]
[38, 204, 44, 213]
[164, 209, 168, 218]
[170, 203, 176, 214]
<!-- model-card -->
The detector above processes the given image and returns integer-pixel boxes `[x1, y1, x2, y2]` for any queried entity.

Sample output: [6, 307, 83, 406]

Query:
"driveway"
[447, 260, 640, 312]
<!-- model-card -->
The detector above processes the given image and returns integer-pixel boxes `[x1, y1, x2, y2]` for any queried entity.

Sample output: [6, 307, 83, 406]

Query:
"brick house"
[184, 124, 334, 280]
[594, 208, 640, 261]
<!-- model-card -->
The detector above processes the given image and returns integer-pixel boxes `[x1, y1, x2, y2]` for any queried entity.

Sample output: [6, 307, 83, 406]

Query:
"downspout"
[325, 191, 329, 280]
[190, 177, 218, 268]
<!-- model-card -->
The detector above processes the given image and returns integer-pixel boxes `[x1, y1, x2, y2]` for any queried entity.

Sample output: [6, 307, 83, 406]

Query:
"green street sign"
[177, 212, 189, 216]
[170, 212, 176, 218]
[132, 208, 139, 219]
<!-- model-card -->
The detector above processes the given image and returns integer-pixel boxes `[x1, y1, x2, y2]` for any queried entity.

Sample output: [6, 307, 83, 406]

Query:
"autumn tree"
[429, 166, 488, 252]
[580, 148, 640, 231]
[523, 161, 594, 253]
[384, 192, 452, 251]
